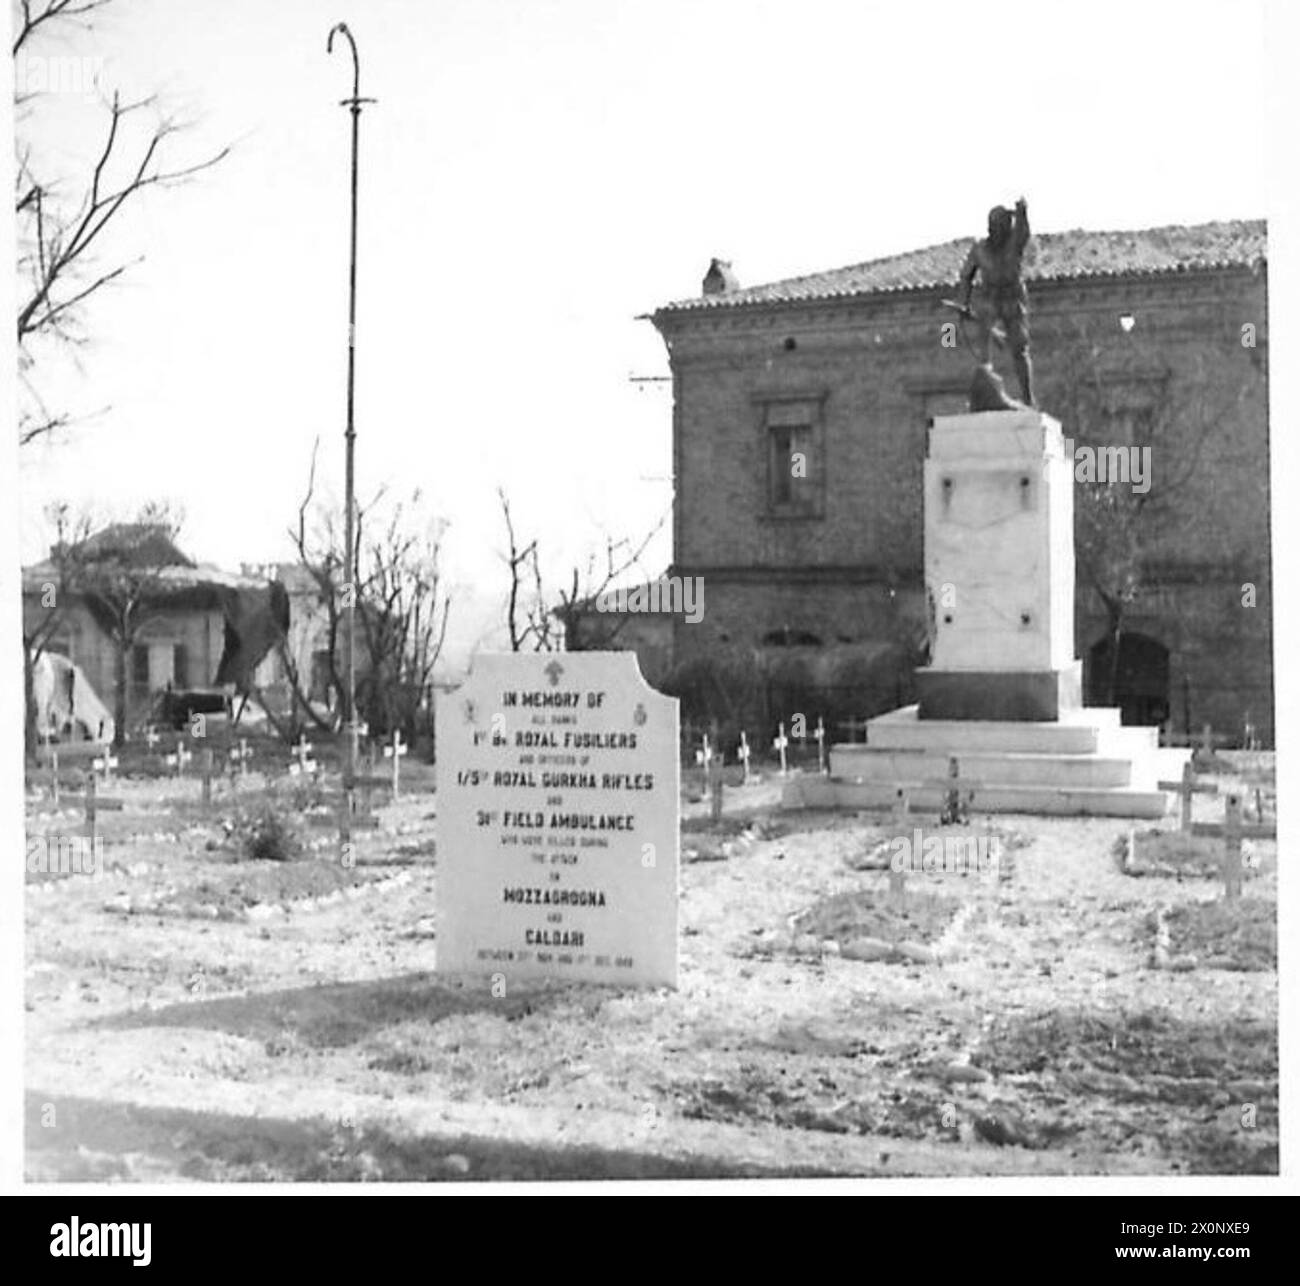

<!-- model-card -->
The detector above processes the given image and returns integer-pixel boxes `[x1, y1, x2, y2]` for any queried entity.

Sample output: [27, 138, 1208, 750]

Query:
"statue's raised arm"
[1014, 196, 1030, 252]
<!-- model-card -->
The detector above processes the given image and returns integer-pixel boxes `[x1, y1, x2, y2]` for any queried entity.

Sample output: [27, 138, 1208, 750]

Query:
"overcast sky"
[11, 0, 1284, 669]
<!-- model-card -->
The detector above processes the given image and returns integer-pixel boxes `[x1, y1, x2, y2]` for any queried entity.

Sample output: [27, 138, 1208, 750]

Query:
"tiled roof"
[22, 527, 264, 592]
[74, 522, 193, 568]
[20, 558, 264, 594]
[655, 219, 1266, 315]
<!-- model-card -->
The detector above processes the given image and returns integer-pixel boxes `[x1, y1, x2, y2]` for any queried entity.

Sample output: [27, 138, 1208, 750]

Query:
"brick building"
[640, 220, 1271, 745]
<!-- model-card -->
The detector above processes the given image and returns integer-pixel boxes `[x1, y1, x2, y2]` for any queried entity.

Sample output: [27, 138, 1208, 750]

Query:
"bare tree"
[74, 500, 187, 747]
[270, 438, 350, 736]
[553, 518, 669, 649]
[354, 498, 452, 739]
[1047, 319, 1255, 708]
[14, 0, 230, 445]
[267, 441, 451, 743]
[498, 487, 548, 651]
[497, 486, 667, 652]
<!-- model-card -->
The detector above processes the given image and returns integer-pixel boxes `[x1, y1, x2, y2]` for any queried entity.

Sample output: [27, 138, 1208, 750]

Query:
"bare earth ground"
[24, 758, 1277, 1181]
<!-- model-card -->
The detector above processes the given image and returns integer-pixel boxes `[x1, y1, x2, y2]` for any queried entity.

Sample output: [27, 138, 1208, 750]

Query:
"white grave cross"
[694, 732, 712, 770]
[773, 722, 789, 775]
[290, 735, 316, 778]
[165, 739, 192, 777]
[737, 731, 752, 783]
[383, 729, 408, 798]
[92, 750, 119, 781]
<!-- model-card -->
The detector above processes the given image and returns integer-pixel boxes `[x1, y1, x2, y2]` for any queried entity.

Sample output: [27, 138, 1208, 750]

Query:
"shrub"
[236, 798, 303, 863]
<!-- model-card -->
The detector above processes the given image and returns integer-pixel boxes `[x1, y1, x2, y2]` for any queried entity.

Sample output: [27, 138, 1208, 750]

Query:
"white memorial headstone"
[436, 652, 679, 987]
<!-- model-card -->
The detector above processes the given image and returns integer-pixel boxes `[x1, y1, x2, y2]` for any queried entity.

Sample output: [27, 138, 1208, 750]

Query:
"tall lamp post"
[327, 22, 374, 843]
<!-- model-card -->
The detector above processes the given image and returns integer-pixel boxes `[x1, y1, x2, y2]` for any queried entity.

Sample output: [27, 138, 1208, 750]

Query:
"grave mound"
[1117, 829, 1258, 880]
[114, 859, 395, 921]
[974, 1008, 1276, 1099]
[788, 889, 966, 963]
[1144, 900, 1276, 972]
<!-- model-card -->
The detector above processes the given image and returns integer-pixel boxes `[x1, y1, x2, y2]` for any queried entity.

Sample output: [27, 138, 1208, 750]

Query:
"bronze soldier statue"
[954, 197, 1035, 409]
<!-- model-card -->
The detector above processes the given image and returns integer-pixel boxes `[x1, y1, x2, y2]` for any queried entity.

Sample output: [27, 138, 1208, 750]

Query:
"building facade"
[23, 526, 272, 739]
[644, 220, 1271, 744]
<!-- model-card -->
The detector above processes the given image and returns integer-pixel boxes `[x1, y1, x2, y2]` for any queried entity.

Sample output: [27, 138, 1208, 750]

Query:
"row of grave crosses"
[135, 723, 409, 794]
[1157, 754, 1276, 900]
[695, 718, 828, 781]
[289, 728, 407, 796]
[137, 726, 254, 780]
[47, 725, 411, 837]
[41, 745, 117, 809]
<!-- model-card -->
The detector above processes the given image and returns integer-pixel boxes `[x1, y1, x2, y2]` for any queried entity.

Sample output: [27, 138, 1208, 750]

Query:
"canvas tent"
[32, 650, 115, 744]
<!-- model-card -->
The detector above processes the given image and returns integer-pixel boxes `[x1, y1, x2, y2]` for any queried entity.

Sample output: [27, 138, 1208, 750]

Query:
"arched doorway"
[1086, 631, 1170, 726]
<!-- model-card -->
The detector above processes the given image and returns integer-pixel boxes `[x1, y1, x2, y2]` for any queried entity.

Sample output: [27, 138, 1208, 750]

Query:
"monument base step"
[830, 746, 1136, 788]
[782, 776, 1174, 819]
[783, 704, 1188, 818]
[858, 704, 1149, 754]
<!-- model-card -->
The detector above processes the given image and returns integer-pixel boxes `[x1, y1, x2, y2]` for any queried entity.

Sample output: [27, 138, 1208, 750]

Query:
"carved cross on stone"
[544, 660, 565, 687]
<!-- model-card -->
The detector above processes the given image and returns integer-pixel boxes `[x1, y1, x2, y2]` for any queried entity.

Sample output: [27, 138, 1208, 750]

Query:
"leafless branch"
[13, 0, 110, 56]
[15, 1, 231, 444]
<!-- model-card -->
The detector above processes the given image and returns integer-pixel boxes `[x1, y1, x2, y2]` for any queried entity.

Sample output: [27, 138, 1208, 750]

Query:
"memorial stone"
[436, 652, 679, 987]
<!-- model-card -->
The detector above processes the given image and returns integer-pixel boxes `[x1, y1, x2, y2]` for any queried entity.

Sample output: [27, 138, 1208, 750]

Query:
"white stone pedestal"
[916, 409, 1080, 720]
